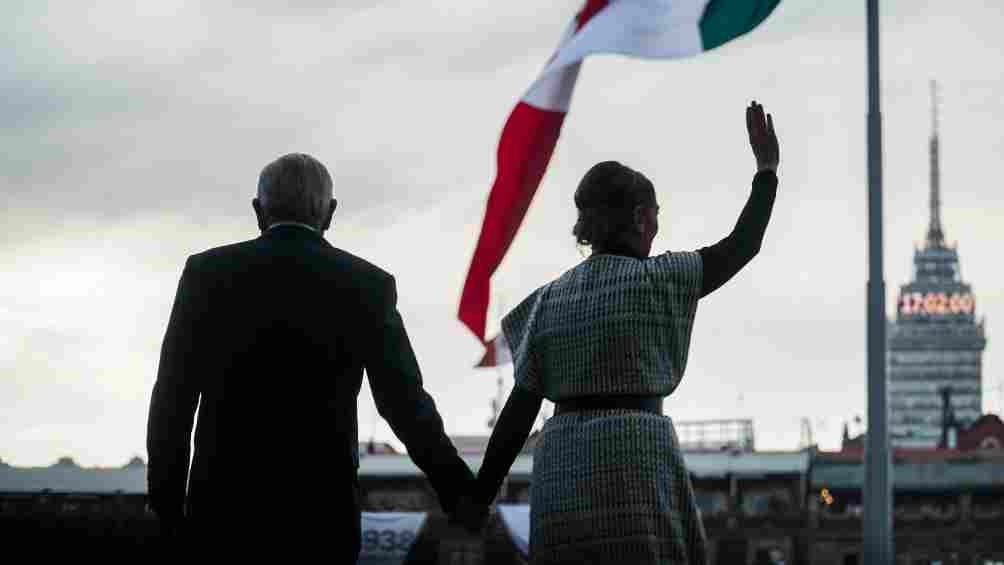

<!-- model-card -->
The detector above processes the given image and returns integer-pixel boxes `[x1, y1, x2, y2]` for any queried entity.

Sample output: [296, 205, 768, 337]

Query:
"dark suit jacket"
[146, 224, 473, 531]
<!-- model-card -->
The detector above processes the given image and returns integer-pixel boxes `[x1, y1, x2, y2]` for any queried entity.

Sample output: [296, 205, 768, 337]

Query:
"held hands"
[451, 493, 490, 535]
[747, 100, 779, 174]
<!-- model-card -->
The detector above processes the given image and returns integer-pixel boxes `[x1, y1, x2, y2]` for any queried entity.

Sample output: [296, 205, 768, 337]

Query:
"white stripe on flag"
[522, 20, 580, 112]
[459, 0, 779, 344]
[495, 333, 512, 365]
[523, 0, 710, 112]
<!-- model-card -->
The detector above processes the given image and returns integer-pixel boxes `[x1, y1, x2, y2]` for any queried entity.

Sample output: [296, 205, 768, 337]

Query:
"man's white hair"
[256, 153, 333, 227]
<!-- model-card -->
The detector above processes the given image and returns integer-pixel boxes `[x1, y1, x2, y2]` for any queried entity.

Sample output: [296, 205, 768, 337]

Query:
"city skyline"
[2, 1, 1003, 466]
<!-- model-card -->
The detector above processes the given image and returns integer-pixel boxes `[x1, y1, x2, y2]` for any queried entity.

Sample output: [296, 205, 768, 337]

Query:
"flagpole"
[495, 293, 510, 503]
[864, 0, 892, 562]
[494, 364, 510, 504]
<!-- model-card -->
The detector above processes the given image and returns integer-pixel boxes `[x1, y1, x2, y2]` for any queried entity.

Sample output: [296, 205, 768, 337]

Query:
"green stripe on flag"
[699, 0, 781, 51]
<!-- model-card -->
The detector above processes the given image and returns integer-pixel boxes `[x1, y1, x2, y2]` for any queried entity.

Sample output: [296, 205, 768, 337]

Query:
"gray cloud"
[2, 0, 1003, 464]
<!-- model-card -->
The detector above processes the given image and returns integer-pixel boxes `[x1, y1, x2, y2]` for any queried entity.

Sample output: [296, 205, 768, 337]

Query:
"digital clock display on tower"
[898, 291, 974, 316]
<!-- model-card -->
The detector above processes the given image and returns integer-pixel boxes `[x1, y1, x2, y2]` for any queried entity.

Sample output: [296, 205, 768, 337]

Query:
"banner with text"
[359, 512, 428, 565]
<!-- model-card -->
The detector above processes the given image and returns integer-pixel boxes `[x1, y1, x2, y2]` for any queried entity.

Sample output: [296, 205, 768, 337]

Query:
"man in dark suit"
[146, 153, 474, 559]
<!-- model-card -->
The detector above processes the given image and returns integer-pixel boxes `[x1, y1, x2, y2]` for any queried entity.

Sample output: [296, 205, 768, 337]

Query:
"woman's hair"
[572, 161, 656, 249]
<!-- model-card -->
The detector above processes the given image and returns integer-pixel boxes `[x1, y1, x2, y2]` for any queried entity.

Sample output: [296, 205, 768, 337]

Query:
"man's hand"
[450, 494, 489, 535]
[747, 100, 779, 173]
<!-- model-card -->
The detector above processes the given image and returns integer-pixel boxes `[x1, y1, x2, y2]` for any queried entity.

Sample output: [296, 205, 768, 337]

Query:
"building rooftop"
[337, 449, 813, 481]
[358, 454, 534, 479]
[0, 449, 811, 494]
[812, 448, 1004, 491]
[358, 441, 398, 456]
[684, 450, 810, 478]
[0, 458, 147, 495]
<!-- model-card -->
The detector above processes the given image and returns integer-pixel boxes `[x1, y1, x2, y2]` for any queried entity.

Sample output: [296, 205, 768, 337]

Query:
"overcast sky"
[2, 1, 1002, 467]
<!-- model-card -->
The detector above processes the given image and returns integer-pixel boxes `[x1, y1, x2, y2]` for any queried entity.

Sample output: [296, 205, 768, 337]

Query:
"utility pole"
[799, 418, 814, 449]
[865, 0, 893, 562]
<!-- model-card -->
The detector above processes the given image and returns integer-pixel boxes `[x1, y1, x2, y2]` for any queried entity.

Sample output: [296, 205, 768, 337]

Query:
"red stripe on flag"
[459, 1, 604, 343]
[475, 334, 499, 368]
[458, 102, 566, 341]
[476, 334, 511, 367]
[475, 345, 496, 368]
[576, 0, 609, 31]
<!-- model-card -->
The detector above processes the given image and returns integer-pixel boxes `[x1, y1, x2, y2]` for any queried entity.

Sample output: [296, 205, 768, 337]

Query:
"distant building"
[446, 433, 541, 456]
[0, 457, 147, 494]
[124, 456, 146, 469]
[352, 449, 812, 563]
[842, 412, 1004, 452]
[2, 442, 1003, 563]
[446, 435, 493, 455]
[888, 84, 987, 448]
[358, 440, 398, 456]
[810, 448, 1004, 564]
[675, 419, 756, 452]
[961, 414, 1004, 450]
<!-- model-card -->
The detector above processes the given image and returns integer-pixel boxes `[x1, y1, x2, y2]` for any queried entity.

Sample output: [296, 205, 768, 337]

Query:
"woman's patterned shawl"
[501, 251, 703, 401]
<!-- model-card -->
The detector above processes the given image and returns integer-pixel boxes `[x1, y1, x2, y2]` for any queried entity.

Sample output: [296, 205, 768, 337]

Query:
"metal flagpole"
[864, 0, 893, 562]
[496, 293, 511, 503]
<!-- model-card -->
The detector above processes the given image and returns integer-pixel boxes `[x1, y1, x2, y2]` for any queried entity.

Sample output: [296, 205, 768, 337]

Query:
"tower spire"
[927, 80, 945, 247]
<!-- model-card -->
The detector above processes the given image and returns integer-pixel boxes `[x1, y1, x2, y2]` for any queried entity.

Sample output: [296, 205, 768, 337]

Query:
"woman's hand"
[747, 101, 779, 173]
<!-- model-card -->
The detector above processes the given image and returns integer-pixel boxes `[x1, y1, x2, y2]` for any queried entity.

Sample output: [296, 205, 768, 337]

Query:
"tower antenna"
[927, 79, 945, 247]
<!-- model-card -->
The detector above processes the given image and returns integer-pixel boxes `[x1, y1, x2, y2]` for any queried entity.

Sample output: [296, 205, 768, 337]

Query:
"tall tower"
[887, 81, 987, 448]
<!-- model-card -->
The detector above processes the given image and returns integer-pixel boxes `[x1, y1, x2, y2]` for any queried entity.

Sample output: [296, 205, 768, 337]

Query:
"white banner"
[359, 512, 428, 565]
[497, 504, 530, 557]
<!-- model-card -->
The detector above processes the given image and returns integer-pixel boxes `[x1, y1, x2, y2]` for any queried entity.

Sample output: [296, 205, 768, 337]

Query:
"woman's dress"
[501, 251, 707, 564]
[479, 169, 778, 564]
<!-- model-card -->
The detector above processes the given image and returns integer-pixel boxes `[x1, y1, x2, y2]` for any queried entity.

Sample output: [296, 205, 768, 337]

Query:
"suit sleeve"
[364, 276, 474, 514]
[697, 170, 778, 297]
[146, 257, 205, 524]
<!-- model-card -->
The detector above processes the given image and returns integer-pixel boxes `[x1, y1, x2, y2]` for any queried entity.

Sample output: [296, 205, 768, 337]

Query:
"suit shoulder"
[185, 238, 260, 270]
[183, 238, 394, 291]
[327, 247, 394, 285]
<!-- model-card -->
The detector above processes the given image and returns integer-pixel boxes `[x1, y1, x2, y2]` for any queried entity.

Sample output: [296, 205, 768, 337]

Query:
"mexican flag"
[458, 0, 781, 345]
[475, 333, 512, 368]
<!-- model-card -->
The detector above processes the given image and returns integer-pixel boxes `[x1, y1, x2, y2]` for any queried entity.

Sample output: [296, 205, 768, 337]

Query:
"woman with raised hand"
[461, 101, 779, 564]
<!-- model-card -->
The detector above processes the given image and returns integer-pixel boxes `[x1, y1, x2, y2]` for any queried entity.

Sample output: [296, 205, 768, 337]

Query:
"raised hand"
[746, 101, 779, 173]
